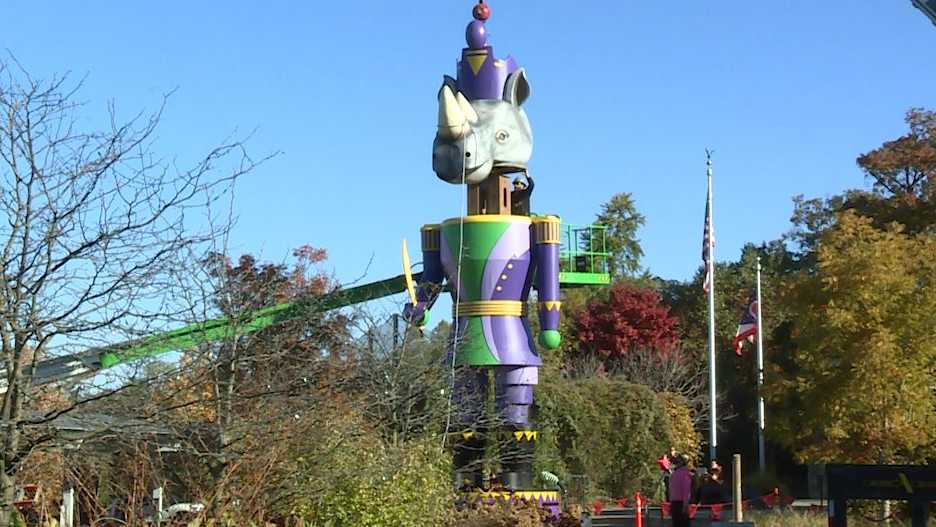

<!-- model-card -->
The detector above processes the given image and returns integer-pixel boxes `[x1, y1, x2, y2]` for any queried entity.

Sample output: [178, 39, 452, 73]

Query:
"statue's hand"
[403, 301, 430, 327]
[539, 330, 561, 350]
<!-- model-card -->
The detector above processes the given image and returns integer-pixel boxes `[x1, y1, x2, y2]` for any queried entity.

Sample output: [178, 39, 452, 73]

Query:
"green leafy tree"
[769, 212, 936, 463]
[596, 193, 646, 278]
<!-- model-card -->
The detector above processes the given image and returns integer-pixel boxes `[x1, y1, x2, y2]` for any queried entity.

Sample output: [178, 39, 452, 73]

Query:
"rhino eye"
[495, 130, 510, 143]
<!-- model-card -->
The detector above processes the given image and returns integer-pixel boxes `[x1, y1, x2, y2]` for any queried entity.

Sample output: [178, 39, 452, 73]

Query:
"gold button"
[507, 263, 514, 269]
[496, 286, 503, 292]
[501, 274, 508, 280]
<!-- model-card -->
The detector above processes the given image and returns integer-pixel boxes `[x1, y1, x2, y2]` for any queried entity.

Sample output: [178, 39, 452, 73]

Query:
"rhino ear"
[439, 75, 458, 98]
[504, 69, 531, 106]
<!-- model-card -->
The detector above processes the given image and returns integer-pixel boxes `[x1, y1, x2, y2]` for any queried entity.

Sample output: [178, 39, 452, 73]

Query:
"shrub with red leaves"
[572, 283, 679, 359]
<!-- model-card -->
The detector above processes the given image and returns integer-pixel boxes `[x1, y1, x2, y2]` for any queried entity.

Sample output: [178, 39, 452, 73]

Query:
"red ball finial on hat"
[473, 1, 491, 21]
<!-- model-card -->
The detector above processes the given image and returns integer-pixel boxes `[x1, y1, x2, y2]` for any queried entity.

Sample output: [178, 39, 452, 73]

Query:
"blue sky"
[3, 1, 935, 293]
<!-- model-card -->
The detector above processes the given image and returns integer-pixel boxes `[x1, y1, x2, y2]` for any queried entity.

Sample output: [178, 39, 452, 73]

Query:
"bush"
[536, 377, 674, 500]
[450, 501, 549, 527]
[289, 414, 453, 526]
[743, 467, 790, 497]
[657, 392, 701, 467]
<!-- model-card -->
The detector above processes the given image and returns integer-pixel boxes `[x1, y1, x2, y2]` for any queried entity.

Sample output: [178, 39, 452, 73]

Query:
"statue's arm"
[533, 216, 561, 349]
[404, 224, 445, 326]
[522, 174, 534, 196]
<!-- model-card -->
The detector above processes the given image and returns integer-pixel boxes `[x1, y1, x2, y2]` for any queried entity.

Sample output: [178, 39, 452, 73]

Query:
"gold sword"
[401, 239, 418, 306]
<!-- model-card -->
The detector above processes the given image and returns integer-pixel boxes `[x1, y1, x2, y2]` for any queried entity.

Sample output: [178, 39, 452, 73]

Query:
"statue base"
[459, 489, 561, 517]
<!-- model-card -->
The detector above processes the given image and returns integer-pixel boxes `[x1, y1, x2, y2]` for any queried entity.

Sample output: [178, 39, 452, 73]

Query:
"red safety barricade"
[711, 503, 723, 520]
[650, 489, 792, 522]
[592, 499, 604, 516]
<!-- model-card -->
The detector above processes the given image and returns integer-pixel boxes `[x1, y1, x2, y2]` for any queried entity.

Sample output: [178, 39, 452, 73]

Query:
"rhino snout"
[432, 142, 464, 183]
[432, 133, 493, 184]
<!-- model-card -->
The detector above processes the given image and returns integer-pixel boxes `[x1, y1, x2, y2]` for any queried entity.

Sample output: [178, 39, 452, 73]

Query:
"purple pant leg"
[453, 367, 489, 488]
[495, 366, 538, 426]
[454, 366, 488, 426]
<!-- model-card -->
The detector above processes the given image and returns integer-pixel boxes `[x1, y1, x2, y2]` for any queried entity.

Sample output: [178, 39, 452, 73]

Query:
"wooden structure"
[826, 464, 935, 526]
[467, 174, 514, 215]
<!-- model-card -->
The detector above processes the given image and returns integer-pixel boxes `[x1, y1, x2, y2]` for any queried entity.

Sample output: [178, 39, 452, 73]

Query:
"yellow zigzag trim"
[514, 490, 559, 501]
[466, 490, 559, 502]
[468, 490, 559, 501]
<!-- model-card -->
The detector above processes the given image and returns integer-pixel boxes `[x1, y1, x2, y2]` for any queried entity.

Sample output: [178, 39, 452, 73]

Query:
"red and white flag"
[732, 290, 758, 356]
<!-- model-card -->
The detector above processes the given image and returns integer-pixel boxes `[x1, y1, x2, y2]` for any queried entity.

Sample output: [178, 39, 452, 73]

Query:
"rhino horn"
[455, 91, 478, 124]
[438, 85, 470, 139]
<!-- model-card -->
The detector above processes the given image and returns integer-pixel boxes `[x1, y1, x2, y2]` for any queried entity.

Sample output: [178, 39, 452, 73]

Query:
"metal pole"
[733, 454, 743, 522]
[60, 482, 74, 527]
[153, 486, 164, 527]
[756, 257, 766, 473]
[706, 151, 718, 463]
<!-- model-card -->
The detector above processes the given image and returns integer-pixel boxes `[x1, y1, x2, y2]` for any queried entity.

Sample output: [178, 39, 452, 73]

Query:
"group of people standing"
[659, 450, 728, 527]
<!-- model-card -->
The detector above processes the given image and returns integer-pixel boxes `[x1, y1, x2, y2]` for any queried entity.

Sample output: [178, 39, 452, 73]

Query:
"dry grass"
[748, 509, 913, 527]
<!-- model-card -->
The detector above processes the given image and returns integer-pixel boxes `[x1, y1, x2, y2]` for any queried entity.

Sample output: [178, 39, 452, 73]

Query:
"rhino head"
[432, 69, 532, 185]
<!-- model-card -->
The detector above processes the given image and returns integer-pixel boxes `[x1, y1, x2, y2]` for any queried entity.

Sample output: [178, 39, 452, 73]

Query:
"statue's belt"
[454, 300, 528, 317]
[453, 301, 561, 317]
[452, 300, 562, 317]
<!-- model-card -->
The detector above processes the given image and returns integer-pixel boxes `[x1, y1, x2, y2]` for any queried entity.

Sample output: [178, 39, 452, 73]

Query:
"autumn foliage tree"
[857, 108, 936, 202]
[787, 109, 936, 258]
[0, 58, 256, 527]
[769, 212, 936, 464]
[572, 283, 679, 361]
[153, 246, 356, 517]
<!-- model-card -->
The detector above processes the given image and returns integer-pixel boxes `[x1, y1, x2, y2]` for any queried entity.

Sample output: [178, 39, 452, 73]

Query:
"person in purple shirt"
[668, 454, 693, 527]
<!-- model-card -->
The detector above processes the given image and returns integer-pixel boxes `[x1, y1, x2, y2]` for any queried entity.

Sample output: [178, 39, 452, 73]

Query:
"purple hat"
[456, 2, 520, 101]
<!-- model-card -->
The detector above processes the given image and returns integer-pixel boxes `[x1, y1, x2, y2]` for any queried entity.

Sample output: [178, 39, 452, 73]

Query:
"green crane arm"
[99, 273, 417, 369]
[15, 273, 417, 389]
[98, 261, 608, 371]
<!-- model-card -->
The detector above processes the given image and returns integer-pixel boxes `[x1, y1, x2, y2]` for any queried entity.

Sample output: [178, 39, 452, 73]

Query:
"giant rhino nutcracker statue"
[404, 0, 562, 512]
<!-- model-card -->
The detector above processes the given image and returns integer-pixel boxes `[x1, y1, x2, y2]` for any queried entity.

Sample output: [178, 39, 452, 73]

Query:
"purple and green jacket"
[415, 214, 561, 367]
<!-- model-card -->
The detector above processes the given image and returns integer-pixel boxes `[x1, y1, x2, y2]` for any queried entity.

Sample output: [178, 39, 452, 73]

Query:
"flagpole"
[755, 256, 766, 473]
[706, 150, 717, 464]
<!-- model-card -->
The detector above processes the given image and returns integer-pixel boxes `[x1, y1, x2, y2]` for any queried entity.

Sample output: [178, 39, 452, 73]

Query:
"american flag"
[733, 290, 758, 356]
[702, 193, 714, 293]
